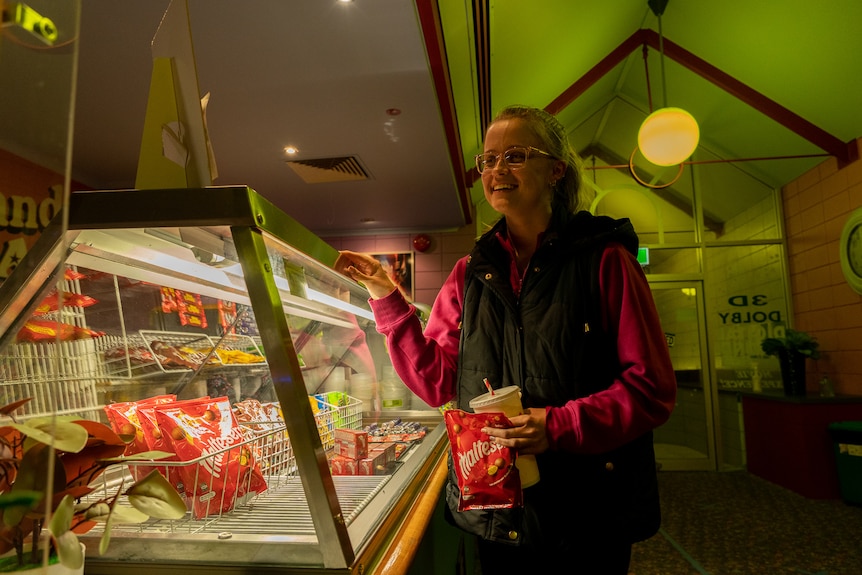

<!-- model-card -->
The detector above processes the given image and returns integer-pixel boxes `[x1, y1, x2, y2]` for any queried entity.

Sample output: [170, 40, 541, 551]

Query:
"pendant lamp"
[639, 107, 699, 167]
[637, 0, 699, 168]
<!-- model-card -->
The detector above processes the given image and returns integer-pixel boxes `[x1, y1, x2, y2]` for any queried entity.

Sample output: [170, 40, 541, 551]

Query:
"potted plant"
[0, 398, 186, 573]
[761, 328, 821, 396]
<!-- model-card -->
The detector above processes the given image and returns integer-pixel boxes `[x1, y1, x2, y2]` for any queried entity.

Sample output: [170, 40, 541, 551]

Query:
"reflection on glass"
[651, 284, 710, 466]
[706, 245, 788, 394]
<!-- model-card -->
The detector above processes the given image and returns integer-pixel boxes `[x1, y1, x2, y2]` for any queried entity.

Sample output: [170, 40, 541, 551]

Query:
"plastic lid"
[468, 385, 521, 410]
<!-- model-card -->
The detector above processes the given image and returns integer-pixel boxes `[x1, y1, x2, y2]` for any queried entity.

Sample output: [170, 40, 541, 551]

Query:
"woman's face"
[481, 118, 564, 219]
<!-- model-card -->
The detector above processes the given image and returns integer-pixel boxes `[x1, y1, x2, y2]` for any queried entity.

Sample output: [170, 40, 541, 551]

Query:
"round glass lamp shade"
[637, 107, 700, 166]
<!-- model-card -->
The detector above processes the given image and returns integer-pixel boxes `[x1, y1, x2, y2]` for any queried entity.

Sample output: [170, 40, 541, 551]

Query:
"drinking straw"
[483, 378, 494, 395]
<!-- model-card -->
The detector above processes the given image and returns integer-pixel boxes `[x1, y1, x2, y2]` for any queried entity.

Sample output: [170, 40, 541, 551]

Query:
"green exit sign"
[637, 247, 649, 266]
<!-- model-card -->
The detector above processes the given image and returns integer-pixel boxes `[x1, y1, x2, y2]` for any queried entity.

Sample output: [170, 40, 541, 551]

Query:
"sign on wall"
[0, 149, 66, 282]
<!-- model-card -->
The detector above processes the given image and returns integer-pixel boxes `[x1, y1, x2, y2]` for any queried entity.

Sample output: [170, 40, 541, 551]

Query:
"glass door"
[649, 281, 716, 471]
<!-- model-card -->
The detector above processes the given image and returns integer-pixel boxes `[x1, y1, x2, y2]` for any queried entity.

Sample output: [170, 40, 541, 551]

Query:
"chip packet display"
[444, 409, 522, 511]
[154, 396, 268, 519]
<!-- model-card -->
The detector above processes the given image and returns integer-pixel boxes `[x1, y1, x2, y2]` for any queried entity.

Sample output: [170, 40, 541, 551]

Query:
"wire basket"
[101, 394, 364, 526]
[0, 339, 101, 416]
[205, 333, 267, 367]
[138, 330, 221, 373]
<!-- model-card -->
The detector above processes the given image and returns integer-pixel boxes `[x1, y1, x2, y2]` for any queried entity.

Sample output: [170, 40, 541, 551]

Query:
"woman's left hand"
[482, 407, 549, 455]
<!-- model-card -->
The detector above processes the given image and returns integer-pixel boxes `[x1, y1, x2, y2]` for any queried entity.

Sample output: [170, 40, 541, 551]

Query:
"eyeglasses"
[475, 146, 556, 174]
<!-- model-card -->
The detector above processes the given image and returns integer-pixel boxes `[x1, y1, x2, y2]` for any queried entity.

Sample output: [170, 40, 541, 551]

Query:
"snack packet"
[104, 394, 176, 480]
[444, 409, 522, 511]
[137, 397, 207, 499]
[154, 396, 267, 519]
[17, 319, 104, 342]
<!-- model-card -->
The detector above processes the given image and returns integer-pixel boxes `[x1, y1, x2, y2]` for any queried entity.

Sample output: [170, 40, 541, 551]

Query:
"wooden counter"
[741, 391, 862, 499]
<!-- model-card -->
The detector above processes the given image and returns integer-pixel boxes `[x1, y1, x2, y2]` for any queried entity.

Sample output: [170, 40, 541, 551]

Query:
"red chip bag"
[16, 319, 104, 342]
[154, 396, 267, 519]
[64, 267, 86, 281]
[138, 398, 204, 499]
[104, 395, 176, 481]
[444, 409, 522, 511]
[35, 292, 98, 314]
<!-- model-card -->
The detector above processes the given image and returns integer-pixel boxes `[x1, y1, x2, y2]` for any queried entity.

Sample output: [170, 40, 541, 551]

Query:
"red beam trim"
[545, 29, 650, 115]
[642, 29, 857, 166]
[415, 0, 473, 225]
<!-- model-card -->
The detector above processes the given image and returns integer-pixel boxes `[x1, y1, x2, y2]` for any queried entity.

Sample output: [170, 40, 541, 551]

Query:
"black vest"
[444, 211, 661, 545]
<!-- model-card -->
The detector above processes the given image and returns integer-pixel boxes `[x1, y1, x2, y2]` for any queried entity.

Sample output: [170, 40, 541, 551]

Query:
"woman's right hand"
[334, 250, 399, 299]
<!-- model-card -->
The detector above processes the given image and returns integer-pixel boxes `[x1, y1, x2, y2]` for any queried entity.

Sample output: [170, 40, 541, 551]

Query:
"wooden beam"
[414, 0, 474, 225]
[546, 29, 650, 115]
[641, 29, 858, 167]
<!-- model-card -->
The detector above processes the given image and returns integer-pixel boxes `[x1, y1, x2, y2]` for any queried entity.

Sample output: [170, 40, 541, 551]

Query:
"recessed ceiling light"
[284, 146, 298, 155]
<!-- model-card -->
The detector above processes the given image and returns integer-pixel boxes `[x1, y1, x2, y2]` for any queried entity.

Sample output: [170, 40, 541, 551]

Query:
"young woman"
[335, 105, 676, 573]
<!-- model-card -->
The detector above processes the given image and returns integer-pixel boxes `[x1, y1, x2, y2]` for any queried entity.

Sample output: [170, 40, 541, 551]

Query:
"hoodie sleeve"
[544, 243, 677, 454]
[369, 257, 466, 407]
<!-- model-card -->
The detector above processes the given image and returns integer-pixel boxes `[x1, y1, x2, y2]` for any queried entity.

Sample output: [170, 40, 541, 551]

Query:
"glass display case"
[0, 186, 446, 574]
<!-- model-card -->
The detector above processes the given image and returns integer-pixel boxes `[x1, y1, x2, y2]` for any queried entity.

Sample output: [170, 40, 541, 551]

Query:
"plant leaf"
[54, 530, 84, 570]
[48, 494, 75, 536]
[0, 489, 42, 511]
[0, 398, 32, 416]
[99, 510, 113, 556]
[73, 420, 124, 447]
[105, 505, 149, 524]
[126, 469, 187, 520]
[3, 444, 62, 527]
[10, 419, 88, 453]
[82, 502, 112, 521]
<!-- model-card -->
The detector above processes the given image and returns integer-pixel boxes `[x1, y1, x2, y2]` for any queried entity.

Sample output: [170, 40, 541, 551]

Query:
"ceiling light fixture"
[632, 0, 699, 185]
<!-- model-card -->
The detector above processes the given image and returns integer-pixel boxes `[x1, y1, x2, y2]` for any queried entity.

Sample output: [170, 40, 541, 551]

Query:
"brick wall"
[782, 137, 862, 395]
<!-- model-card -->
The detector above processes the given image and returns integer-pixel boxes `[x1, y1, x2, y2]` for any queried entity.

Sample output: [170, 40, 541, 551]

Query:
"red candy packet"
[154, 396, 267, 519]
[444, 409, 522, 511]
[104, 394, 176, 481]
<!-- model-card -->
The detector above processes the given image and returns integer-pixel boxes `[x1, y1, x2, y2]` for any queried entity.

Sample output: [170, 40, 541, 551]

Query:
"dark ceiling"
[6, 0, 862, 238]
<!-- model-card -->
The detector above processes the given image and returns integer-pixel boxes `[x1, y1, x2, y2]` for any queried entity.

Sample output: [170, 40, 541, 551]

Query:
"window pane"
[706, 244, 789, 392]
[692, 151, 781, 242]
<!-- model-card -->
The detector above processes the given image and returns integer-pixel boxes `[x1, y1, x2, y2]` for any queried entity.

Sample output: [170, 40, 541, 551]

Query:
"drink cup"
[468, 385, 540, 488]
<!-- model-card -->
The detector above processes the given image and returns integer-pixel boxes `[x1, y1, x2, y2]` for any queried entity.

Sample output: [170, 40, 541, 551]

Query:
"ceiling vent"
[285, 156, 371, 183]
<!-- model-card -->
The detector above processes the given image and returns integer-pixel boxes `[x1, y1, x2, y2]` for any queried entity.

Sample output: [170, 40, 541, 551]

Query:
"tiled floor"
[629, 470, 862, 575]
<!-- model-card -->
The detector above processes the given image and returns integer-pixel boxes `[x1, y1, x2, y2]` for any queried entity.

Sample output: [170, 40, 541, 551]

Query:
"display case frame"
[0, 186, 446, 574]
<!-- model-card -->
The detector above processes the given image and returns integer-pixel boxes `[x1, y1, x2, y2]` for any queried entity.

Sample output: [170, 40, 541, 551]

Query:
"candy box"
[444, 409, 522, 511]
[330, 455, 360, 476]
[368, 442, 397, 466]
[359, 449, 392, 475]
[334, 428, 368, 460]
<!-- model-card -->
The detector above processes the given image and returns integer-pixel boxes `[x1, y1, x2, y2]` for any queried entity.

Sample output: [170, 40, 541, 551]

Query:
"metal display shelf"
[0, 186, 446, 574]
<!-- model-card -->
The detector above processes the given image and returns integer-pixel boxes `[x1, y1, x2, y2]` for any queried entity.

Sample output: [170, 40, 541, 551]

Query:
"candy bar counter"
[0, 187, 447, 574]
